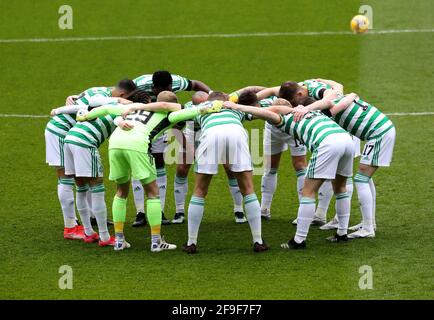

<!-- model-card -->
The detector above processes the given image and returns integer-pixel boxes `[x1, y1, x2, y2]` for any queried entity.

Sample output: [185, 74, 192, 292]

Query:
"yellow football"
[350, 15, 370, 34]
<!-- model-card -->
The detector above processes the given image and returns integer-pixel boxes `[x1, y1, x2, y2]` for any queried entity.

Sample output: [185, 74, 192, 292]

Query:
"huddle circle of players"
[45, 70, 396, 253]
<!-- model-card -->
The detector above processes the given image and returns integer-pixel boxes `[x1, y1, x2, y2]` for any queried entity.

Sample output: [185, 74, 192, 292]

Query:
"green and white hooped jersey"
[332, 96, 394, 140]
[45, 86, 111, 138]
[195, 101, 247, 132]
[276, 111, 348, 151]
[259, 96, 278, 108]
[301, 80, 332, 100]
[45, 114, 77, 138]
[133, 74, 191, 102]
[64, 114, 117, 148]
[74, 87, 112, 106]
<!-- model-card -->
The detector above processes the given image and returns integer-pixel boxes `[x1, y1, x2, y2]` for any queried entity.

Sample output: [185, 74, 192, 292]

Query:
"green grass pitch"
[0, 0, 433, 299]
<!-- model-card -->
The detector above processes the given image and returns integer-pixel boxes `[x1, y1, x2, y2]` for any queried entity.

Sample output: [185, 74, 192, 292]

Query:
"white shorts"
[195, 124, 252, 174]
[64, 143, 103, 178]
[45, 130, 65, 167]
[263, 123, 307, 156]
[150, 134, 168, 154]
[306, 133, 354, 179]
[352, 136, 361, 158]
[360, 127, 396, 167]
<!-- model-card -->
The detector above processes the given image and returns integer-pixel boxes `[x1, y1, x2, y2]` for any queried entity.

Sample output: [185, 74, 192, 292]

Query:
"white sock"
[244, 194, 263, 244]
[228, 179, 243, 213]
[294, 197, 316, 243]
[156, 168, 167, 213]
[346, 177, 354, 199]
[368, 178, 376, 227]
[76, 185, 94, 236]
[316, 180, 333, 220]
[131, 179, 145, 214]
[58, 178, 76, 228]
[174, 175, 188, 213]
[354, 173, 374, 232]
[152, 233, 162, 245]
[296, 169, 306, 201]
[187, 196, 205, 245]
[90, 184, 110, 242]
[335, 192, 350, 236]
[260, 168, 277, 212]
[86, 189, 94, 219]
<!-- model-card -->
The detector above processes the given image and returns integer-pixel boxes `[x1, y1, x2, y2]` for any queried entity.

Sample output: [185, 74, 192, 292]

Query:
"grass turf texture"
[0, 0, 433, 299]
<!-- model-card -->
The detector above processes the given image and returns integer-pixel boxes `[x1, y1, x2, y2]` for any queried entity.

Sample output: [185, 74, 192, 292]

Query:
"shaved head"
[207, 91, 229, 102]
[192, 91, 209, 104]
[157, 90, 178, 103]
[272, 98, 292, 107]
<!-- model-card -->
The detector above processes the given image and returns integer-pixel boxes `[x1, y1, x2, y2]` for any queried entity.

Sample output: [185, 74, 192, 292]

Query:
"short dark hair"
[208, 91, 229, 101]
[238, 90, 258, 106]
[279, 81, 301, 105]
[117, 79, 137, 94]
[127, 89, 151, 104]
[152, 70, 173, 89]
[298, 96, 316, 106]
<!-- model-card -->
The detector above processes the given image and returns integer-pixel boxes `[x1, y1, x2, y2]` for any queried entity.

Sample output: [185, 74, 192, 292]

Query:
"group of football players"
[45, 70, 395, 252]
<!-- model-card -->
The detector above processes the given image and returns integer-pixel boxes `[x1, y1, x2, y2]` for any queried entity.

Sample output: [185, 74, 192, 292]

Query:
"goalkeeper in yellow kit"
[80, 90, 222, 252]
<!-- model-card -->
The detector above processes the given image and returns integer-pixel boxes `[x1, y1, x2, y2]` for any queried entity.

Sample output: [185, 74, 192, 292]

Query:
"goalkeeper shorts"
[109, 149, 156, 185]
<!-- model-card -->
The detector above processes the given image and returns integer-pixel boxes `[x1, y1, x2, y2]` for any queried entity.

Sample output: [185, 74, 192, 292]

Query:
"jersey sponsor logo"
[354, 100, 370, 111]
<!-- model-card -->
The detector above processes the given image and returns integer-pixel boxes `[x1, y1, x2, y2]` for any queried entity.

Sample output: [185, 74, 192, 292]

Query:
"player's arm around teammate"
[225, 99, 355, 248]
[45, 106, 82, 240]
[132, 71, 212, 225]
[328, 93, 395, 237]
[183, 93, 268, 254]
[171, 92, 209, 224]
[45, 85, 134, 242]
[171, 87, 265, 225]
[243, 90, 308, 220]
[83, 91, 221, 252]
[314, 78, 344, 95]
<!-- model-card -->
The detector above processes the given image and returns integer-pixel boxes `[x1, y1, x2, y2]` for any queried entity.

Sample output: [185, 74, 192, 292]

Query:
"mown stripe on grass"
[0, 29, 433, 44]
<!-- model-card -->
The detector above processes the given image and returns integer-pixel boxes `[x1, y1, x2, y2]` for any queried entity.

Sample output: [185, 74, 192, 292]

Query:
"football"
[351, 14, 370, 33]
